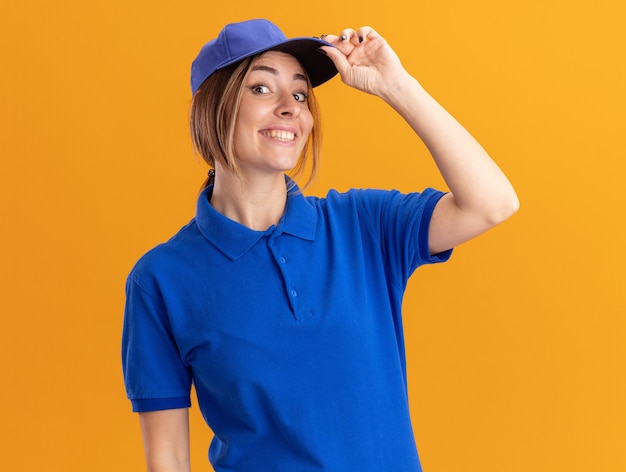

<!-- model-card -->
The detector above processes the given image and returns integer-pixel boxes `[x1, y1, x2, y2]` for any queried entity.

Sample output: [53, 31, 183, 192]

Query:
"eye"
[293, 92, 308, 103]
[251, 84, 270, 94]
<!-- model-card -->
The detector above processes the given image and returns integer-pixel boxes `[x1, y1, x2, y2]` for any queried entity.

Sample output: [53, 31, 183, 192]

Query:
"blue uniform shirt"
[122, 182, 452, 471]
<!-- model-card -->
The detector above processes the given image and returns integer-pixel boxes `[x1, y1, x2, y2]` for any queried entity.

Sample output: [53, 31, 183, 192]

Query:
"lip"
[259, 124, 299, 137]
[258, 125, 300, 146]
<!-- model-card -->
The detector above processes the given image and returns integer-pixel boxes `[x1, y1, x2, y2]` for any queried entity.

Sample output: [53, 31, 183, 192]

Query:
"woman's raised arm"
[322, 26, 519, 254]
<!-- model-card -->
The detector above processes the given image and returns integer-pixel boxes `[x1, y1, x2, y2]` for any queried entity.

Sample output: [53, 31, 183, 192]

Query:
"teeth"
[262, 130, 295, 141]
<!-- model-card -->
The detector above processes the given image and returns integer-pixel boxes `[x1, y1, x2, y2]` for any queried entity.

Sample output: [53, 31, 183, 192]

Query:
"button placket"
[267, 239, 300, 318]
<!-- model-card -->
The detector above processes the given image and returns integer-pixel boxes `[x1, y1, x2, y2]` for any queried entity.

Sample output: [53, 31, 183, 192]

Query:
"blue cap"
[190, 19, 337, 94]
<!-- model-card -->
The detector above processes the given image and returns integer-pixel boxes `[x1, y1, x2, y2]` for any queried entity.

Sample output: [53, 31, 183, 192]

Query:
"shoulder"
[306, 187, 392, 210]
[308, 187, 445, 219]
[128, 219, 204, 289]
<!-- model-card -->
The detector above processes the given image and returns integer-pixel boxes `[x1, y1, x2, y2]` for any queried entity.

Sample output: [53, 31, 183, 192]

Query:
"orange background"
[2, 1, 625, 470]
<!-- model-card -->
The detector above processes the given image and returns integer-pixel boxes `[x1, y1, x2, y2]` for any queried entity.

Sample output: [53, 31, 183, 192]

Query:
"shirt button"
[291, 290, 298, 297]
[279, 257, 286, 263]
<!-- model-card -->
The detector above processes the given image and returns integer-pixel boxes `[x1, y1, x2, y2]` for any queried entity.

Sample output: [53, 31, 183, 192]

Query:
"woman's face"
[232, 51, 314, 178]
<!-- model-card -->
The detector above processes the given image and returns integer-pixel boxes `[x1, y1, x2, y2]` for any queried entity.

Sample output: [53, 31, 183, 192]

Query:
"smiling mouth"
[260, 130, 296, 141]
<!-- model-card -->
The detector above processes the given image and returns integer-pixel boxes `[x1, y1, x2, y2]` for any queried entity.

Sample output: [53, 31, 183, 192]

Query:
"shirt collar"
[195, 178, 317, 260]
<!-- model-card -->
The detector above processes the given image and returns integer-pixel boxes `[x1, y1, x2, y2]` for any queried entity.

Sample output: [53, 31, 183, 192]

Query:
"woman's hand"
[320, 27, 409, 99]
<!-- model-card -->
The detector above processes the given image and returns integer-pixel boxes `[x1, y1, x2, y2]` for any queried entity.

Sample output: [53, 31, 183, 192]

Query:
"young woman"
[122, 18, 518, 472]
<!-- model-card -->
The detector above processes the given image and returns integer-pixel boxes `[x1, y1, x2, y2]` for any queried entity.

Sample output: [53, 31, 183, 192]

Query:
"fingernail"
[341, 34, 347, 41]
[359, 36, 364, 43]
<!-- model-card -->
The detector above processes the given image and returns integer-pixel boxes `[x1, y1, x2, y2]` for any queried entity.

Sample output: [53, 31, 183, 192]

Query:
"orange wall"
[1, 1, 625, 470]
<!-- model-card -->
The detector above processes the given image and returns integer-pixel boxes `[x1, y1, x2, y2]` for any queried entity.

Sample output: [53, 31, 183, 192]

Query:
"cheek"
[232, 109, 256, 146]
[301, 110, 314, 138]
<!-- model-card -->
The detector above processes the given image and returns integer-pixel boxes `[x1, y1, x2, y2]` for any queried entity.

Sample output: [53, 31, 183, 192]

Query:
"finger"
[355, 26, 381, 43]
[319, 33, 340, 46]
[339, 28, 360, 47]
[328, 28, 357, 57]
[318, 33, 352, 55]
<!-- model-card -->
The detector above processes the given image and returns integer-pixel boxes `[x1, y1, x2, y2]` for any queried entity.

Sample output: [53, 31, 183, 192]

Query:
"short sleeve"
[121, 274, 192, 412]
[415, 188, 454, 265]
[355, 187, 453, 285]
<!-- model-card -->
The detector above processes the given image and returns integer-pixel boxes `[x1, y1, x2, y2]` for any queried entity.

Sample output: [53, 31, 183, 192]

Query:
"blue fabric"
[122, 182, 452, 471]
[190, 19, 337, 93]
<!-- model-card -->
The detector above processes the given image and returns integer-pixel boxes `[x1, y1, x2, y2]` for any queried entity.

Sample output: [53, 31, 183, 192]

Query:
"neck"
[210, 169, 288, 231]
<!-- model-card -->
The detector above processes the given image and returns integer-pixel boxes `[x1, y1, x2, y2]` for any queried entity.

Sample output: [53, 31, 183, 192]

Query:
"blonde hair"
[190, 53, 323, 190]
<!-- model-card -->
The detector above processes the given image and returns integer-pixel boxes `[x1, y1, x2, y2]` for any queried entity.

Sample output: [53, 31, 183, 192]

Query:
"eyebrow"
[251, 64, 308, 83]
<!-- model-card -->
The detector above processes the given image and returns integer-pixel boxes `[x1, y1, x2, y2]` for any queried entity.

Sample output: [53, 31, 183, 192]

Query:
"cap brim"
[269, 37, 338, 87]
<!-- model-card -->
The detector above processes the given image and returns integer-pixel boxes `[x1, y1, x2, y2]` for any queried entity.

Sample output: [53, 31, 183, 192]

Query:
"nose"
[274, 93, 300, 119]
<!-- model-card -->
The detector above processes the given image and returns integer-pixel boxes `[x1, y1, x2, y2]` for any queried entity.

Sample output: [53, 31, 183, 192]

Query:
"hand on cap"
[320, 26, 408, 99]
